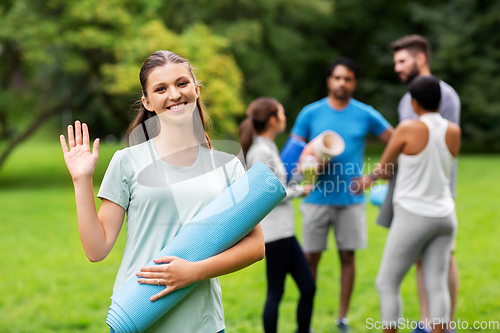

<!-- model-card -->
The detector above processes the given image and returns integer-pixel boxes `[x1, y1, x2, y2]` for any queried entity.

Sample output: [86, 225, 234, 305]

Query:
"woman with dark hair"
[240, 97, 315, 333]
[60, 50, 265, 333]
[368, 76, 460, 333]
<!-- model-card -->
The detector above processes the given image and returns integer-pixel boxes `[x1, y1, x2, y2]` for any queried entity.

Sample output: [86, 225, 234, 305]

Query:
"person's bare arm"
[60, 121, 125, 262]
[375, 121, 417, 179]
[350, 126, 394, 193]
[445, 122, 461, 157]
[377, 126, 394, 144]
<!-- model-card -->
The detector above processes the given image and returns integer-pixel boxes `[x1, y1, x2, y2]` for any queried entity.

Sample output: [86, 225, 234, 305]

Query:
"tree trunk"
[0, 101, 69, 170]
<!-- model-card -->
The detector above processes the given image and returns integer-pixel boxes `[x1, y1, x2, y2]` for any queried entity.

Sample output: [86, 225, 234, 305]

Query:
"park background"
[0, 0, 499, 332]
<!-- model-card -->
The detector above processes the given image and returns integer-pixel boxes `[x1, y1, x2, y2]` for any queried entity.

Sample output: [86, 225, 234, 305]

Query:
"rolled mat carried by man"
[280, 131, 345, 184]
[107, 161, 286, 333]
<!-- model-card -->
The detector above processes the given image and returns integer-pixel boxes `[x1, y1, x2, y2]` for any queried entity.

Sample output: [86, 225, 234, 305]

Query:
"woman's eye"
[155, 87, 165, 92]
[178, 82, 188, 87]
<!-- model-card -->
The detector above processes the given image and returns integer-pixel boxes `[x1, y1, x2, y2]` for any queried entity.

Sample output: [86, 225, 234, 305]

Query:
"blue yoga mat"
[280, 136, 306, 183]
[369, 184, 389, 207]
[107, 161, 286, 333]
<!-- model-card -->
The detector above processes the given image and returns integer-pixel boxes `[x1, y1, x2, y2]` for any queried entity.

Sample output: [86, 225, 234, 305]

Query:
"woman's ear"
[141, 96, 154, 112]
[195, 85, 200, 98]
[267, 114, 278, 130]
[411, 98, 422, 115]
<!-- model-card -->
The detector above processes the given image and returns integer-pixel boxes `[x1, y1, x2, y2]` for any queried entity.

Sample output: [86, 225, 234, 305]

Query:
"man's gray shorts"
[300, 203, 367, 253]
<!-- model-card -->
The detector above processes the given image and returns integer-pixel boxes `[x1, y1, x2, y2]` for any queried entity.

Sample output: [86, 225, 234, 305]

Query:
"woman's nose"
[168, 87, 181, 100]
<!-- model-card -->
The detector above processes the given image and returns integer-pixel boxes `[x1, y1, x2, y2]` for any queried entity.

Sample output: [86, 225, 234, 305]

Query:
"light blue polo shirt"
[291, 97, 390, 206]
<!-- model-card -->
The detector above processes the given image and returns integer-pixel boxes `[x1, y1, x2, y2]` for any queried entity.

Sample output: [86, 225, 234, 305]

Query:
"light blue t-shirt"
[291, 97, 390, 206]
[97, 139, 245, 333]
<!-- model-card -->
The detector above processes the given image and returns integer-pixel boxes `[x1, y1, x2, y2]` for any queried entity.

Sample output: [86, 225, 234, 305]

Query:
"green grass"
[1, 140, 499, 332]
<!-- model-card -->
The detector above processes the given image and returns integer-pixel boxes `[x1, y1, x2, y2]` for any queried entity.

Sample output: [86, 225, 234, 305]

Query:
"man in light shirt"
[391, 34, 460, 333]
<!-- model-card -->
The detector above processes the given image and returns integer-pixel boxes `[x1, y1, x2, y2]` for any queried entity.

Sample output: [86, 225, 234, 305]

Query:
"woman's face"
[276, 103, 287, 134]
[142, 63, 199, 124]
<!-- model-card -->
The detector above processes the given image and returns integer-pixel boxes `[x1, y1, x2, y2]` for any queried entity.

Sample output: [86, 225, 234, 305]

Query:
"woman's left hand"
[136, 256, 201, 302]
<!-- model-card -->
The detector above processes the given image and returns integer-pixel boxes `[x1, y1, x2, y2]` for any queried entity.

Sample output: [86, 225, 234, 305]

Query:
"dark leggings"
[263, 236, 316, 333]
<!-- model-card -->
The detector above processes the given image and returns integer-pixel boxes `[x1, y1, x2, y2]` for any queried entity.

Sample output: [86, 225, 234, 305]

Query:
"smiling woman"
[59, 50, 265, 333]
[127, 51, 211, 151]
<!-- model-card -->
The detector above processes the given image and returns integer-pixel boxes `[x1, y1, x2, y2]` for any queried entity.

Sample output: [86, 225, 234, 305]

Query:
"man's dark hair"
[409, 75, 441, 111]
[327, 56, 359, 79]
[391, 34, 431, 62]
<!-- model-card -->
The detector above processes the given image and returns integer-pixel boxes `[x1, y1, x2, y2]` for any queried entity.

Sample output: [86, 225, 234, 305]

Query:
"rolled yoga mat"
[375, 163, 398, 228]
[107, 161, 286, 333]
[298, 131, 345, 185]
[280, 136, 307, 183]
[310, 130, 345, 160]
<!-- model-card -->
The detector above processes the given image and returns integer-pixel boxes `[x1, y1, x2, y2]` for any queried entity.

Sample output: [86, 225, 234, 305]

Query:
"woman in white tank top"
[393, 111, 455, 217]
[366, 76, 461, 333]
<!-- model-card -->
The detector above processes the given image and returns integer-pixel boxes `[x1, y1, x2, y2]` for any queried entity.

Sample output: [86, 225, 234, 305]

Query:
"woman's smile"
[166, 101, 188, 112]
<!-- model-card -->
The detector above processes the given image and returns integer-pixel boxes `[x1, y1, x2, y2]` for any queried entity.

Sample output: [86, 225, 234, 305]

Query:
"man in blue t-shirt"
[291, 57, 393, 332]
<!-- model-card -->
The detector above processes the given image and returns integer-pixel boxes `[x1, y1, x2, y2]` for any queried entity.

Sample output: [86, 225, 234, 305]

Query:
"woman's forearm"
[61, 121, 122, 261]
[193, 225, 265, 281]
[73, 176, 107, 261]
[375, 126, 406, 179]
[73, 177, 123, 262]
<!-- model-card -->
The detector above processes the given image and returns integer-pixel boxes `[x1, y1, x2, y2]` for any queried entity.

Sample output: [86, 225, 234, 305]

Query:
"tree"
[0, 0, 244, 170]
[1, 0, 498, 169]
[312, 0, 500, 150]
[155, 0, 337, 131]
[409, 0, 500, 151]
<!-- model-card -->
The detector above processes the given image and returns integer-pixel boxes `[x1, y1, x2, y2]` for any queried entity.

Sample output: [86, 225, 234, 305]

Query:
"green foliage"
[299, 0, 500, 150]
[158, 0, 336, 126]
[409, 0, 500, 151]
[0, 0, 245, 163]
[1, 0, 500, 170]
[159, 0, 500, 150]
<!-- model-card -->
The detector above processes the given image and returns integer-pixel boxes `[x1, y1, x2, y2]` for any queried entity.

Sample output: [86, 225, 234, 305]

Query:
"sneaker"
[411, 322, 431, 333]
[336, 318, 350, 333]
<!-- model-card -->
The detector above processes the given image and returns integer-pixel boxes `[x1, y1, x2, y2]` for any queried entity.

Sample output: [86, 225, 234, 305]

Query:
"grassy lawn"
[1, 140, 499, 332]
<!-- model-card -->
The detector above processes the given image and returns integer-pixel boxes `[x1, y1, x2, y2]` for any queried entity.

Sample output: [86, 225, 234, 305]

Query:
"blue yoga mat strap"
[107, 161, 286, 333]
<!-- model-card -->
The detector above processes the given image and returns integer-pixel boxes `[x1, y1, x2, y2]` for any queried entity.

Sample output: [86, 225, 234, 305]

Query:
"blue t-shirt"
[291, 97, 390, 205]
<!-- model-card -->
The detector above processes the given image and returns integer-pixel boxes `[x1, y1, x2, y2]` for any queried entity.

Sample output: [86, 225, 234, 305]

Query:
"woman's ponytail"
[239, 117, 255, 158]
[239, 97, 280, 158]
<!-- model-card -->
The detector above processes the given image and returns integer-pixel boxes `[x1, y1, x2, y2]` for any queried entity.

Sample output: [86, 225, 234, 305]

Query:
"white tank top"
[393, 113, 455, 217]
